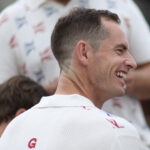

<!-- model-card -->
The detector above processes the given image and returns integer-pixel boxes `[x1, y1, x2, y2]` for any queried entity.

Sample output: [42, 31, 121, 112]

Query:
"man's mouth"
[115, 71, 127, 91]
[116, 71, 127, 79]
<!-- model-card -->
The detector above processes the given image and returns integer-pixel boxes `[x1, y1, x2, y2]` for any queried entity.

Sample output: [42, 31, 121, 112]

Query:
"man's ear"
[76, 40, 90, 66]
[15, 108, 26, 117]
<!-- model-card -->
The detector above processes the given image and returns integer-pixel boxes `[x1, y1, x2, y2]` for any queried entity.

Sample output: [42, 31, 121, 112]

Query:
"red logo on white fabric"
[40, 48, 52, 62]
[0, 13, 8, 26]
[106, 119, 124, 128]
[20, 63, 28, 74]
[33, 22, 45, 34]
[9, 35, 18, 48]
[28, 138, 37, 149]
[82, 106, 91, 110]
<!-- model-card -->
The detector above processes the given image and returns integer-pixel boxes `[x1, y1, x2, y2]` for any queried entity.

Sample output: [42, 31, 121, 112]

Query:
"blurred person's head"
[0, 75, 49, 136]
[51, 8, 136, 107]
[54, 0, 70, 5]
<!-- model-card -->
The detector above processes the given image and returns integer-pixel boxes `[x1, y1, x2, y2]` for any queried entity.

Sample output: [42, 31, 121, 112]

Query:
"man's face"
[87, 19, 136, 100]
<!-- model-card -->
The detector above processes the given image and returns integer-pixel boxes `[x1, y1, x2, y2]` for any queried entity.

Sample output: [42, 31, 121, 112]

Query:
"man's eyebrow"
[115, 44, 128, 50]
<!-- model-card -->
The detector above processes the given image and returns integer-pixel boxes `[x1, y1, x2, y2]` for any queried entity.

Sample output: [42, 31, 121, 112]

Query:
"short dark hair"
[0, 76, 49, 124]
[51, 7, 120, 70]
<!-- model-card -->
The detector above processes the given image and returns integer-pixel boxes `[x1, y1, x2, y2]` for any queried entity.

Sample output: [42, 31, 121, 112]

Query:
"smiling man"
[0, 8, 147, 150]
[82, 19, 134, 105]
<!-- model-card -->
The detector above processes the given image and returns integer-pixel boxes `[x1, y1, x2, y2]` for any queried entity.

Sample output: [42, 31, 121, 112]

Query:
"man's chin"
[113, 87, 126, 97]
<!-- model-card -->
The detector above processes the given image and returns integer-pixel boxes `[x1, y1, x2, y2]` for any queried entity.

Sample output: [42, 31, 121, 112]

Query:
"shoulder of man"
[0, 102, 144, 150]
[55, 106, 142, 150]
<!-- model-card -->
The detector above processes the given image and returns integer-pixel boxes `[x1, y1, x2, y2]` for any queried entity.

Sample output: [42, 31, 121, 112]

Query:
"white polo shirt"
[1, 0, 150, 147]
[0, 94, 148, 150]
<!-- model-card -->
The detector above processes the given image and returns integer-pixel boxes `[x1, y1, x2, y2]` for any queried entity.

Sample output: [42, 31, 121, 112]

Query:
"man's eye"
[116, 49, 124, 55]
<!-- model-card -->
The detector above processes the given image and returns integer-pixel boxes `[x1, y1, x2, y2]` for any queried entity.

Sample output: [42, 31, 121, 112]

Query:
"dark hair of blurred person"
[0, 75, 49, 136]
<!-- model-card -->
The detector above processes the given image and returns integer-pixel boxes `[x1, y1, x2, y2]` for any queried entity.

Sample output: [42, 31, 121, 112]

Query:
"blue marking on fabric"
[15, 16, 27, 29]
[33, 69, 44, 83]
[106, 112, 113, 117]
[78, 0, 89, 8]
[43, 7, 58, 17]
[24, 41, 35, 56]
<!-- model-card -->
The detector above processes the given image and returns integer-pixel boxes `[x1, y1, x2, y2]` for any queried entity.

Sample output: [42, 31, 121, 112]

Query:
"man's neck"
[55, 71, 105, 108]
[55, 71, 83, 95]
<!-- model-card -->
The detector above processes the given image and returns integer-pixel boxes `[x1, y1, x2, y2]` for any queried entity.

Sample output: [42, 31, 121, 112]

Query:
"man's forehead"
[102, 19, 121, 31]
[103, 20, 128, 42]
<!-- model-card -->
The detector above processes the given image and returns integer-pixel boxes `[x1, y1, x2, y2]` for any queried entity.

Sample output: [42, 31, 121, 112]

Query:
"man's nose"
[125, 53, 137, 70]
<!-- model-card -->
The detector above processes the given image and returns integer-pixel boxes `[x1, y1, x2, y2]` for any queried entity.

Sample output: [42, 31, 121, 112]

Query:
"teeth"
[116, 72, 126, 78]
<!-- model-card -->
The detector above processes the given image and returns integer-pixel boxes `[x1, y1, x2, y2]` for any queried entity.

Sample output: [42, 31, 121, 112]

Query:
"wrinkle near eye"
[116, 49, 124, 55]
[115, 43, 128, 56]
